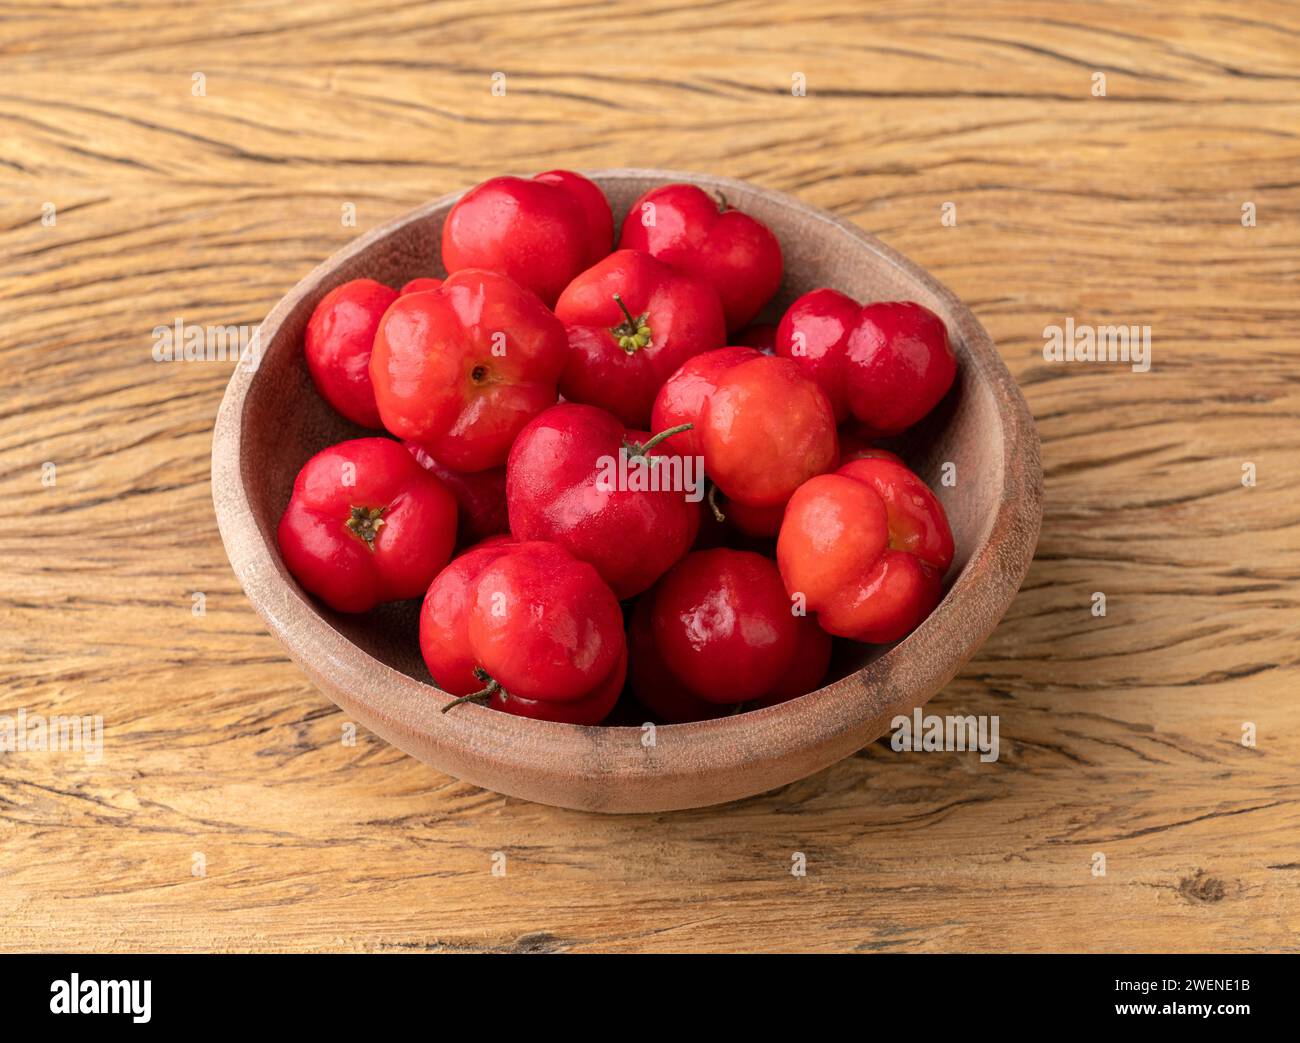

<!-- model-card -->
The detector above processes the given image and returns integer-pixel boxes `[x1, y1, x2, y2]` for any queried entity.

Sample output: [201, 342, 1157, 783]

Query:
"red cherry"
[506, 403, 701, 599]
[619, 184, 782, 331]
[487, 647, 626, 725]
[370, 269, 567, 472]
[304, 279, 398, 428]
[278, 437, 457, 613]
[404, 441, 508, 547]
[700, 355, 838, 508]
[777, 292, 956, 436]
[554, 250, 726, 428]
[750, 615, 833, 708]
[846, 302, 957, 436]
[650, 549, 798, 704]
[777, 458, 953, 644]
[628, 597, 719, 723]
[650, 346, 760, 457]
[420, 540, 625, 711]
[399, 277, 443, 296]
[441, 171, 612, 306]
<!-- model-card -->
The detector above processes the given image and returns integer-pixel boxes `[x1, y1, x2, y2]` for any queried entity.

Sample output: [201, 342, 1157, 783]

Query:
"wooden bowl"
[212, 169, 1042, 813]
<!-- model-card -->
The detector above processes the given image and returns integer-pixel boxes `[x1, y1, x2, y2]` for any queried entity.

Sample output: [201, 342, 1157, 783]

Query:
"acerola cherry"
[619, 183, 782, 331]
[405, 441, 508, 547]
[554, 249, 726, 428]
[506, 403, 701, 599]
[370, 269, 567, 472]
[700, 354, 838, 508]
[777, 291, 957, 435]
[400, 277, 443, 295]
[628, 597, 718, 723]
[442, 170, 613, 306]
[777, 457, 953, 644]
[278, 437, 457, 613]
[631, 595, 830, 720]
[304, 278, 398, 428]
[650, 345, 759, 457]
[750, 616, 833, 708]
[419, 540, 626, 716]
[650, 549, 799, 704]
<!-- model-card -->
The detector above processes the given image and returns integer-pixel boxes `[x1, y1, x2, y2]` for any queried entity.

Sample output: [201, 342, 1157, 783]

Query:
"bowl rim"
[212, 168, 1043, 811]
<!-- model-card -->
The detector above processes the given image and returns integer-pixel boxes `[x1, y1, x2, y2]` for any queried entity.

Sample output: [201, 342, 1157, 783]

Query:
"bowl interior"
[237, 174, 995, 687]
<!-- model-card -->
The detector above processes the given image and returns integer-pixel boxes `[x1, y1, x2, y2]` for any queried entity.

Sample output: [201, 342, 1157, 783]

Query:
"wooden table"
[2, 0, 1297, 954]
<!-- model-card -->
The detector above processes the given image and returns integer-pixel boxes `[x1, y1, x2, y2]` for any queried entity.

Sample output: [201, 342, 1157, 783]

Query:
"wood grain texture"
[1, 0, 1297, 952]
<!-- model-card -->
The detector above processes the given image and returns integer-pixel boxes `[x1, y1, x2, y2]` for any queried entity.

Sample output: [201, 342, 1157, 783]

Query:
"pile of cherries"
[277, 171, 957, 725]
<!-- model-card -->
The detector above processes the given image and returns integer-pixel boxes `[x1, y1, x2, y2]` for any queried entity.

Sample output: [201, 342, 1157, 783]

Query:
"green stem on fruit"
[345, 505, 386, 551]
[624, 422, 692, 460]
[712, 189, 729, 213]
[440, 668, 503, 714]
[610, 293, 653, 353]
[707, 482, 726, 523]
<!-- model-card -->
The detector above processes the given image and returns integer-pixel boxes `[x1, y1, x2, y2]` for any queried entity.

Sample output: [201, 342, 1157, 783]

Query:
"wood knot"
[1177, 868, 1227, 903]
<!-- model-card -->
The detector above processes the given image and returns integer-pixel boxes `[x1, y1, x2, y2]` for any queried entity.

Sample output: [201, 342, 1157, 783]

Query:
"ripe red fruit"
[650, 345, 760, 457]
[441, 170, 613, 306]
[404, 441, 508, 547]
[750, 616, 833, 708]
[628, 597, 718, 723]
[277, 437, 457, 613]
[777, 457, 954, 644]
[701, 354, 838, 507]
[618, 183, 782, 331]
[419, 540, 626, 719]
[304, 278, 399, 428]
[650, 549, 798, 703]
[554, 249, 726, 428]
[506, 403, 701, 599]
[630, 595, 830, 720]
[399, 277, 443, 296]
[370, 269, 567, 472]
[777, 291, 957, 435]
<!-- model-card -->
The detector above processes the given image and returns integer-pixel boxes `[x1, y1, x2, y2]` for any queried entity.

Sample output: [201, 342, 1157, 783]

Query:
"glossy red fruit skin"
[419, 540, 625, 710]
[777, 292, 957, 436]
[554, 250, 727, 428]
[618, 184, 782, 331]
[774, 288, 858, 423]
[404, 441, 508, 547]
[304, 279, 399, 428]
[370, 269, 567, 472]
[722, 495, 786, 539]
[487, 647, 626, 724]
[651, 549, 799, 704]
[441, 171, 613, 307]
[751, 615, 833, 708]
[836, 422, 906, 467]
[278, 437, 457, 613]
[650, 346, 760, 457]
[777, 457, 953, 644]
[627, 597, 719, 723]
[506, 403, 701, 599]
[701, 354, 838, 508]
[400, 277, 443, 295]
[846, 302, 957, 436]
